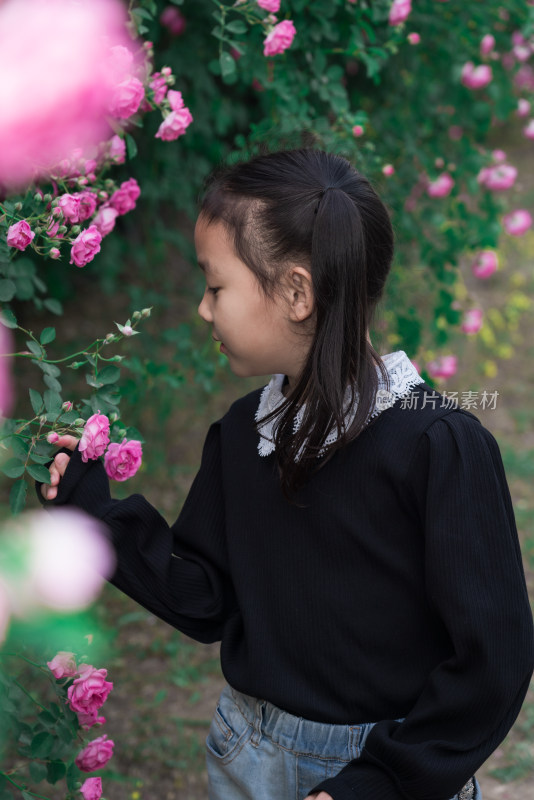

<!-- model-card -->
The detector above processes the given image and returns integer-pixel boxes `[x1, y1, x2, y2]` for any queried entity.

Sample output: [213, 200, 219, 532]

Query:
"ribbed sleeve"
[311, 410, 534, 800]
[38, 423, 234, 643]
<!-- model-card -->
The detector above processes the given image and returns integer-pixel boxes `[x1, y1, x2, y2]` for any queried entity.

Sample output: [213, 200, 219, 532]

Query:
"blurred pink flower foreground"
[0, 0, 131, 189]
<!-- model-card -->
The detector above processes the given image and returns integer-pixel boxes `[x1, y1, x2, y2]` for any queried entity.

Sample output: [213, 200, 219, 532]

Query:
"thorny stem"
[12, 679, 48, 713]
[0, 772, 51, 800]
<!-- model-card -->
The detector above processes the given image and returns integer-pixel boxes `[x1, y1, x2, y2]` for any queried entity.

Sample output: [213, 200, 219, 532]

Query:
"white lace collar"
[254, 350, 424, 457]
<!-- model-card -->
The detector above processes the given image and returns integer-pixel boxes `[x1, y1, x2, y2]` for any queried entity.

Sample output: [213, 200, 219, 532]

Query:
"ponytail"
[199, 148, 394, 499]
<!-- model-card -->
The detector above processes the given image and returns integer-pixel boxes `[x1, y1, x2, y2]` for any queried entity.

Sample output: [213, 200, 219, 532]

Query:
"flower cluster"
[46, 653, 114, 799]
[79, 412, 143, 482]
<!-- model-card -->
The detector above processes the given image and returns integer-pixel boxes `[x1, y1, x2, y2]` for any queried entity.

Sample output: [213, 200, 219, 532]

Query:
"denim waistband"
[228, 685, 401, 761]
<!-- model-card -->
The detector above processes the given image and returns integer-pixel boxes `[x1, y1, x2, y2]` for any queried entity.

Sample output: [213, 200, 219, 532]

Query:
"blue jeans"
[206, 684, 482, 800]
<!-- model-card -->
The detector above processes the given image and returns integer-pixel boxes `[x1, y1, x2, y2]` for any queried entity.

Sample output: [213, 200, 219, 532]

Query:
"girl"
[39, 148, 534, 800]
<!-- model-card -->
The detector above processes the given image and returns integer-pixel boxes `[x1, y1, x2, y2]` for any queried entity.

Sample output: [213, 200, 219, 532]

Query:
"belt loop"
[250, 700, 265, 748]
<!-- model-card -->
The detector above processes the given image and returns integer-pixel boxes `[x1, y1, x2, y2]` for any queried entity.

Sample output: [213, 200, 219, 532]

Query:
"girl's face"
[194, 215, 314, 382]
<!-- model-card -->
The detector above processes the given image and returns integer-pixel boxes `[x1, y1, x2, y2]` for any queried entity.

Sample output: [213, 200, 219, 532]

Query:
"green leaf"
[30, 731, 55, 759]
[59, 410, 79, 423]
[66, 762, 81, 792]
[40, 327, 56, 345]
[0, 306, 17, 328]
[0, 279, 16, 301]
[29, 761, 48, 783]
[44, 374, 62, 393]
[125, 133, 138, 160]
[38, 710, 57, 727]
[27, 464, 52, 483]
[9, 435, 29, 459]
[26, 340, 42, 357]
[226, 20, 247, 35]
[9, 479, 27, 515]
[43, 297, 63, 315]
[22, 792, 35, 800]
[43, 389, 62, 413]
[1, 458, 26, 479]
[38, 361, 61, 377]
[46, 760, 66, 785]
[29, 388, 43, 414]
[219, 51, 236, 78]
[98, 365, 121, 385]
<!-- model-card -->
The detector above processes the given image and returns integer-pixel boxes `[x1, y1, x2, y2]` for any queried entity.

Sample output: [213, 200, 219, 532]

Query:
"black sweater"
[38, 382, 534, 800]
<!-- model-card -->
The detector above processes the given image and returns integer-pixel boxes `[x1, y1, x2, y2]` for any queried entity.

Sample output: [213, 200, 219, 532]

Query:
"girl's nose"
[198, 291, 212, 323]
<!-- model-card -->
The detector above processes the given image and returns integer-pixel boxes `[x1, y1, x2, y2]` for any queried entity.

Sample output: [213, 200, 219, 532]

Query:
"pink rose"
[480, 34, 495, 56]
[110, 178, 141, 215]
[427, 355, 457, 380]
[515, 64, 534, 92]
[109, 76, 145, 119]
[389, 0, 412, 26]
[47, 651, 78, 679]
[47, 432, 60, 444]
[461, 62, 492, 89]
[79, 192, 98, 222]
[79, 413, 110, 462]
[93, 207, 119, 237]
[106, 44, 134, 83]
[167, 90, 184, 111]
[257, 0, 280, 12]
[448, 125, 463, 140]
[75, 735, 114, 772]
[77, 710, 106, 730]
[67, 663, 113, 717]
[492, 149, 506, 162]
[160, 6, 186, 36]
[150, 72, 168, 105]
[471, 250, 498, 279]
[426, 173, 454, 197]
[477, 164, 517, 191]
[503, 210, 532, 236]
[70, 226, 102, 268]
[57, 193, 83, 224]
[104, 439, 143, 482]
[109, 135, 126, 164]
[263, 20, 296, 56]
[407, 33, 420, 45]
[46, 207, 63, 237]
[382, 164, 395, 176]
[49, 247, 61, 259]
[461, 308, 483, 335]
[155, 107, 193, 141]
[62, 400, 73, 412]
[6, 220, 35, 251]
[524, 120, 534, 140]
[517, 99, 531, 117]
[80, 777, 102, 800]
[352, 125, 364, 137]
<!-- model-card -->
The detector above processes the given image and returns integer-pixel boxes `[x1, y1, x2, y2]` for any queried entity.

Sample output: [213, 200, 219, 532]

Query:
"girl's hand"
[304, 794, 333, 800]
[41, 435, 79, 501]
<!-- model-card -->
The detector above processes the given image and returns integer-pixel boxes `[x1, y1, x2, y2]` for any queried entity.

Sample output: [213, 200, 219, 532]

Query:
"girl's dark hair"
[199, 148, 394, 499]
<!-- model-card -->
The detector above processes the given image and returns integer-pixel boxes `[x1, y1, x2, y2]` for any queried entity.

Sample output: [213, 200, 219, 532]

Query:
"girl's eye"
[208, 287, 220, 296]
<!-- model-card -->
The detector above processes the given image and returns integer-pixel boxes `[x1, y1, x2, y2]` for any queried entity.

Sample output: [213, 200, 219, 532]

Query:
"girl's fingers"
[53, 452, 71, 476]
[54, 435, 79, 451]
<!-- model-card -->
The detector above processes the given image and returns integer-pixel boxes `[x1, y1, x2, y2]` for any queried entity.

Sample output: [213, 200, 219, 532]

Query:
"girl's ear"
[284, 266, 314, 323]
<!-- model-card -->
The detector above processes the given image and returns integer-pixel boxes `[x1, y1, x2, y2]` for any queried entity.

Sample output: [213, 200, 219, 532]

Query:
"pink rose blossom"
[6, 220, 35, 251]
[257, 0, 281, 11]
[352, 125, 364, 137]
[155, 107, 193, 141]
[57, 194, 83, 224]
[62, 401, 73, 412]
[104, 439, 143, 482]
[477, 164, 517, 191]
[80, 777, 103, 800]
[106, 44, 134, 83]
[503, 210, 532, 236]
[109, 76, 145, 119]
[79, 413, 110, 462]
[47, 432, 60, 444]
[167, 90, 185, 111]
[480, 35, 495, 56]
[407, 33, 420, 45]
[75, 735, 115, 773]
[150, 72, 168, 105]
[79, 193, 98, 222]
[461, 308, 483, 334]
[514, 65, 534, 92]
[68, 663, 113, 719]
[49, 247, 61, 259]
[427, 173, 454, 197]
[524, 120, 534, 140]
[263, 20, 296, 56]
[389, 0, 412, 26]
[110, 179, 141, 215]
[448, 125, 463, 140]
[160, 6, 187, 36]
[382, 165, 395, 176]
[70, 226, 102, 268]
[0, 0, 131, 189]
[472, 250, 498, 279]
[93, 207, 119, 237]
[513, 45, 531, 63]
[512, 31, 526, 47]
[492, 149, 506, 162]
[461, 62, 493, 89]
[517, 98, 531, 118]
[109, 135, 126, 164]
[77, 711, 106, 730]
[427, 355, 457, 380]
[47, 651, 78, 679]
